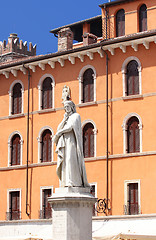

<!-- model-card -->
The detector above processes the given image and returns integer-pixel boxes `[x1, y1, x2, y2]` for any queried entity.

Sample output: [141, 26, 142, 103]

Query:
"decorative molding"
[78, 54, 84, 62]
[38, 74, 55, 111]
[29, 65, 36, 72]
[87, 51, 94, 60]
[8, 131, 23, 167]
[37, 126, 54, 163]
[122, 113, 143, 154]
[11, 69, 17, 77]
[8, 80, 24, 116]
[78, 65, 97, 104]
[48, 61, 55, 69]
[68, 56, 75, 64]
[82, 119, 97, 158]
[38, 63, 45, 71]
[122, 56, 142, 97]
[58, 58, 64, 67]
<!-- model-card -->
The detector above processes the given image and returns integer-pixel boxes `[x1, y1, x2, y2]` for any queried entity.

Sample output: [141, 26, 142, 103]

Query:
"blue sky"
[0, 0, 111, 55]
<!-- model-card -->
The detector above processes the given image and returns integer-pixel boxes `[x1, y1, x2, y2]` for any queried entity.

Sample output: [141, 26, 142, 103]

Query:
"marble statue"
[62, 85, 71, 103]
[53, 99, 89, 187]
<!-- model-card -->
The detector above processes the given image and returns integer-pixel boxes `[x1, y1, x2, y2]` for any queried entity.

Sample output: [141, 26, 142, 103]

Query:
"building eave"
[99, 0, 136, 8]
[0, 30, 156, 78]
[50, 15, 102, 35]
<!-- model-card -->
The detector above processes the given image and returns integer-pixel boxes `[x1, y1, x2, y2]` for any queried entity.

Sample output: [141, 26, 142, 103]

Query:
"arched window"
[83, 68, 94, 103]
[83, 123, 94, 158]
[12, 83, 22, 114]
[127, 117, 140, 153]
[116, 9, 125, 37]
[42, 77, 52, 109]
[11, 134, 21, 166]
[126, 60, 139, 96]
[41, 129, 52, 162]
[139, 4, 147, 32]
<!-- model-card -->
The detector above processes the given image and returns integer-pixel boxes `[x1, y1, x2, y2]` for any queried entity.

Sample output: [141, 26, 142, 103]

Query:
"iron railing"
[39, 209, 52, 219]
[6, 211, 21, 221]
[124, 203, 140, 215]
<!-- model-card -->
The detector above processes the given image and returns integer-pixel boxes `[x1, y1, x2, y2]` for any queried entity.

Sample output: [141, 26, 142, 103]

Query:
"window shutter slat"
[42, 78, 52, 109]
[41, 130, 52, 162]
[83, 69, 94, 103]
[83, 123, 94, 158]
[116, 9, 125, 37]
[12, 83, 22, 114]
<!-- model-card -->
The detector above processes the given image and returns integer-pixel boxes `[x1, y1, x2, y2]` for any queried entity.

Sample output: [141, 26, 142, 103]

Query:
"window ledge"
[37, 108, 56, 114]
[0, 161, 57, 171]
[8, 113, 25, 119]
[122, 95, 143, 101]
[78, 101, 97, 108]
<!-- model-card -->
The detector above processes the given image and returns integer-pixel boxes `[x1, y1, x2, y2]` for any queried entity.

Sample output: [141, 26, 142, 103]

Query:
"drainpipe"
[23, 64, 31, 216]
[101, 5, 109, 211]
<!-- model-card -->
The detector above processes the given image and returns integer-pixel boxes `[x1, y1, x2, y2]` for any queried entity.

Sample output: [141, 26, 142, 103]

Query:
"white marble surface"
[54, 100, 89, 188]
[49, 187, 96, 240]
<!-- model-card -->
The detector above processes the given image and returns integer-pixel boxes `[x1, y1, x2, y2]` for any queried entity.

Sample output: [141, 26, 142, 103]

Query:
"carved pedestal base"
[48, 187, 96, 240]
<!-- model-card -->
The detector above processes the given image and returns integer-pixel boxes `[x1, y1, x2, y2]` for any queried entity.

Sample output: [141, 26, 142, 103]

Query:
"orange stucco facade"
[0, 0, 156, 222]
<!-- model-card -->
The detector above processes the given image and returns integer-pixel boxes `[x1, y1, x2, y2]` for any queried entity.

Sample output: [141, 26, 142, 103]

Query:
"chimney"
[58, 27, 73, 52]
[83, 32, 97, 46]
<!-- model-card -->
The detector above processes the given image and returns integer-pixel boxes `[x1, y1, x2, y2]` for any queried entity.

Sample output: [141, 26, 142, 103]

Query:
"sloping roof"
[99, 0, 136, 8]
[50, 15, 102, 35]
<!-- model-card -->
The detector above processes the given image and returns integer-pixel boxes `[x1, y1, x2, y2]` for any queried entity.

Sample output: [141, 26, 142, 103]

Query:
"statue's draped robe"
[56, 113, 89, 187]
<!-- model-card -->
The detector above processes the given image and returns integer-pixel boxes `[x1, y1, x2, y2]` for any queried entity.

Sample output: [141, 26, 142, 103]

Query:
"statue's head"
[64, 100, 76, 114]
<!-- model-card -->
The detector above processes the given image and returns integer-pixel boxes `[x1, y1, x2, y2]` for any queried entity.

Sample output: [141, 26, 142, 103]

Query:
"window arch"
[139, 4, 147, 32]
[82, 121, 97, 158]
[122, 57, 142, 97]
[9, 80, 24, 116]
[38, 74, 55, 111]
[8, 131, 23, 166]
[116, 9, 125, 37]
[122, 113, 142, 154]
[37, 127, 54, 163]
[78, 65, 96, 104]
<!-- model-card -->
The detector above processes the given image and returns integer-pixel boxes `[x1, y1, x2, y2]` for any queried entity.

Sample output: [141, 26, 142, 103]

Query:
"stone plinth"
[48, 187, 97, 240]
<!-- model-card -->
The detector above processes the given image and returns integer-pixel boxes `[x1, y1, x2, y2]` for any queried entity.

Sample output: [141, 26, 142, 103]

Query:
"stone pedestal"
[48, 187, 96, 240]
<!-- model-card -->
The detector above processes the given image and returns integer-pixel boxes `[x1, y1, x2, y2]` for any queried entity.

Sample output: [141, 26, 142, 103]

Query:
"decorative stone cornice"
[0, 34, 155, 78]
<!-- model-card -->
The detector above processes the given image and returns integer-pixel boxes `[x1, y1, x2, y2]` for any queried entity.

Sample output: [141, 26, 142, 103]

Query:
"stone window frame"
[8, 131, 23, 167]
[7, 188, 22, 219]
[124, 179, 141, 215]
[82, 119, 97, 158]
[122, 113, 142, 154]
[78, 65, 96, 104]
[122, 56, 142, 97]
[40, 185, 53, 212]
[9, 80, 24, 116]
[38, 74, 55, 111]
[37, 126, 54, 163]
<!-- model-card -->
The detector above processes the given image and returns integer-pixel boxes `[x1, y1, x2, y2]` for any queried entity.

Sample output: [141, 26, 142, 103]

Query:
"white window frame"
[8, 131, 23, 167]
[122, 56, 142, 97]
[122, 113, 142, 154]
[40, 186, 53, 212]
[37, 126, 54, 163]
[124, 179, 141, 215]
[78, 65, 96, 104]
[82, 120, 97, 158]
[38, 74, 55, 111]
[9, 80, 24, 116]
[7, 188, 22, 219]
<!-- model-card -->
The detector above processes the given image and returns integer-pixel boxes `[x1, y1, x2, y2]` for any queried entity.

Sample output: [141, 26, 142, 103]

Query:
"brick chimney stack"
[58, 27, 73, 52]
